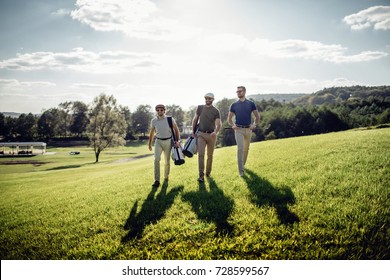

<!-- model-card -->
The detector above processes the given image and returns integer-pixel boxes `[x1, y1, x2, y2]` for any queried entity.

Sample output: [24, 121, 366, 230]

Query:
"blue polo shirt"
[230, 99, 257, 126]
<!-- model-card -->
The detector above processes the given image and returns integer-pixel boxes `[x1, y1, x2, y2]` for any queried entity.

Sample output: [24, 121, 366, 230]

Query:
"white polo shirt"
[151, 116, 176, 139]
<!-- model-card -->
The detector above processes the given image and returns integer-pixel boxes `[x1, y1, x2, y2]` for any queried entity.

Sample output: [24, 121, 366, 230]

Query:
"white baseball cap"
[204, 92, 214, 98]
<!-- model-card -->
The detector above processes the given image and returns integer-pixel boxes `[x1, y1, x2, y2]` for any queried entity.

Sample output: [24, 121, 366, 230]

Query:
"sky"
[0, 0, 389, 114]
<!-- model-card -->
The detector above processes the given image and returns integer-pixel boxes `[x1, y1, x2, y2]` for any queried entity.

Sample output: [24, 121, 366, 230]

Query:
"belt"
[156, 137, 171, 140]
[235, 124, 251, 128]
[199, 130, 213, 133]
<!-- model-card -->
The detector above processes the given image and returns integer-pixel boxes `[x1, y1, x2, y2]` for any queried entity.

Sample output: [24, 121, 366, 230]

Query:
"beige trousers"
[154, 139, 172, 181]
[234, 128, 252, 174]
[197, 132, 216, 177]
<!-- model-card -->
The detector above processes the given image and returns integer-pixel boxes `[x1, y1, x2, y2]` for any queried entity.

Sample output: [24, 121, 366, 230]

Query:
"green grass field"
[0, 128, 389, 260]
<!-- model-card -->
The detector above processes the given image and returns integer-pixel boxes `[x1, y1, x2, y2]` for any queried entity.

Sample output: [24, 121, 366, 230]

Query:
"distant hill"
[2, 112, 22, 118]
[248, 86, 390, 106]
[248, 93, 309, 103]
[293, 85, 390, 105]
[1, 112, 42, 118]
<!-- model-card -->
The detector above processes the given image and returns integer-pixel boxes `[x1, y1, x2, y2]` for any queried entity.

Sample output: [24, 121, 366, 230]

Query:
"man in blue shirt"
[228, 86, 260, 176]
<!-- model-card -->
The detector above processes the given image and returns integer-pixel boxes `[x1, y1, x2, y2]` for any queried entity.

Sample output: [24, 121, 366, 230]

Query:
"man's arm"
[228, 111, 237, 129]
[191, 113, 199, 136]
[214, 118, 222, 134]
[173, 122, 181, 147]
[148, 128, 155, 151]
[250, 110, 260, 130]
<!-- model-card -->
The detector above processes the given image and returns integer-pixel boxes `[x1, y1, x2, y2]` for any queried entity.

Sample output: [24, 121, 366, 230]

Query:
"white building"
[0, 142, 47, 156]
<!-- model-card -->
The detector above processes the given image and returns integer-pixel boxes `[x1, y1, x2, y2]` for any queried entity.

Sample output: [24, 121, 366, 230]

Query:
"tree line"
[1, 86, 389, 152]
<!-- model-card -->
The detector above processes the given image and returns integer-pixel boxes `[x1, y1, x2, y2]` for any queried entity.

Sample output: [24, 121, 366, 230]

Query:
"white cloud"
[70, 83, 113, 90]
[70, 0, 200, 41]
[320, 78, 362, 88]
[51, 8, 71, 17]
[195, 33, 388, 63]
[0, 79, 58, 112]
[329, 50, 388, 63]
[343, 6, 390, 30]
[198, 33, 249, 52]
[233, 72, 317, 88]
[246, 38, 388, 63]
[229, 73, 370, 94]
[0, 48, 160, 73]
[116, 83, 131, 90]
[0, 79, 56, 89]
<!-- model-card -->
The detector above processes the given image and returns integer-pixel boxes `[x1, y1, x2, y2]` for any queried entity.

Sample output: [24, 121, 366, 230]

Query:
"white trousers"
[154, 139, 172, 181]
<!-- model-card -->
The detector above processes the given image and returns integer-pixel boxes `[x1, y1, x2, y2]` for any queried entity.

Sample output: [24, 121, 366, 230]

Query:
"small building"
[0, 142, 47, 156]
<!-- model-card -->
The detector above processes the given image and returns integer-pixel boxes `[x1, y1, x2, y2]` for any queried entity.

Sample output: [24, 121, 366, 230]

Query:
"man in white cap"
[192, 93, 222, 182]
[149, 104, 181, 187]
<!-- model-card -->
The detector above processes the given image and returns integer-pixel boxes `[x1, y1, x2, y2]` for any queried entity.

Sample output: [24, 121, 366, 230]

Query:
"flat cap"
[155, 104, 166, 110]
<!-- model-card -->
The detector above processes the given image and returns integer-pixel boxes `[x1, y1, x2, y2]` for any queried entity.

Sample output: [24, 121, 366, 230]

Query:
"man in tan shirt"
[192, 93, 222, 182]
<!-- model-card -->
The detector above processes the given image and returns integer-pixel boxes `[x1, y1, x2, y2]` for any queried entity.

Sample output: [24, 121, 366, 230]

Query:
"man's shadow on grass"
[182, 178, 234, 236]
[122, 181, 183, 242]
[243, 169, 299, 225]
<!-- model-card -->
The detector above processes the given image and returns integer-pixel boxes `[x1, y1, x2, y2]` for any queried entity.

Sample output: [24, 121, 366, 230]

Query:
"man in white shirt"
[148, 104, 181, 187]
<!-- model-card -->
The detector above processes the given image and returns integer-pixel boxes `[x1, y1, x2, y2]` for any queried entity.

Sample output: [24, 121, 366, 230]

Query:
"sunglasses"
[156, 109, 164, 112]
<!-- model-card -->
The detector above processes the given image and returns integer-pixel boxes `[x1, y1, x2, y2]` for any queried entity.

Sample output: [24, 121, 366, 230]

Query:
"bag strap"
[167, 116, 177, 142]
[194, 105, 204, 134]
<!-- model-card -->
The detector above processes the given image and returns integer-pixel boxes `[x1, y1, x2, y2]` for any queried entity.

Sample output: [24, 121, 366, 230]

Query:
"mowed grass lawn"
[0, 128, 389, 260]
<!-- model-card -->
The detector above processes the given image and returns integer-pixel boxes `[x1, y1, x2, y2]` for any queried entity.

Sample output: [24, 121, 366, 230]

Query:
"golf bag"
[167, 116, 185, 165]
[183, 136, 197, 157]
[171, 142, 185, 165]
[183, 105, 203, 158]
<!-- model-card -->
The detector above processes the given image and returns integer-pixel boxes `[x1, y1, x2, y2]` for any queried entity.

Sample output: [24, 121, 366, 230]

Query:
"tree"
[70, 101, 89, 137]
[38, 108, 62, 141]
[215, 98, 233, 123]
[3, 116, 17, 140]
[132, 104, 152, 138]
[317, 108, 348, 132]
[120, 105, 134, 140]
[379, 108, 390, 124]
[87, 94, 126, 163]
[16, 113, 37, 140]
[58, 101, 73, 137]
[166, 104, 185, 131]
[0, 113, 18, 140]
[0, 113, 5, 138]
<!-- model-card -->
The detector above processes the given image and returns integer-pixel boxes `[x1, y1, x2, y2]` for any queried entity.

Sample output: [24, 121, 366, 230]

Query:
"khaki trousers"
[154, 139, 172, 181]
[197, 132, 216, 177]
[234, 128, 252, 175]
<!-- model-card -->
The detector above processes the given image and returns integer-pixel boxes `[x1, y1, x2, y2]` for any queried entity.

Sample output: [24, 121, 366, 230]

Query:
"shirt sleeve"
[251, 101, 257, 111]
[229, 103, 235, 113]
[216, 108, 221, 119]
[196, 105, 202, 115]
